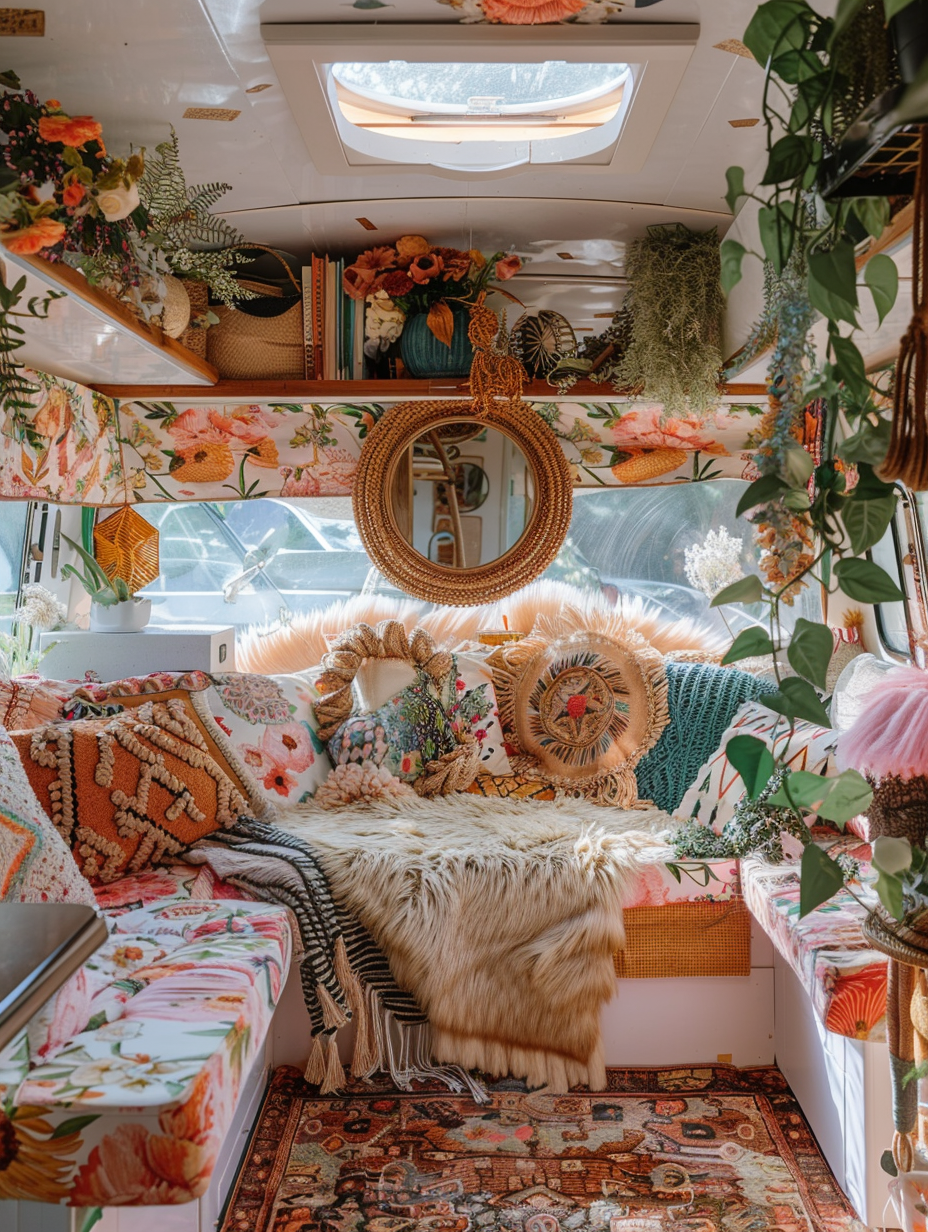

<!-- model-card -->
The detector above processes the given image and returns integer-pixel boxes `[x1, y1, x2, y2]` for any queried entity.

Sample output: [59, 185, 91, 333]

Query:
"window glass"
[139, 498, 374, 629]
[0, 502, 29, 632]
[543, 481, 822, 638]
[332, 62, 628, 114]
[138, 484, 821, 640]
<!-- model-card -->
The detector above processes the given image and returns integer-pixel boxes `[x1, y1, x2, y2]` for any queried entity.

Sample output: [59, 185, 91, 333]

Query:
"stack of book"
[301, 257, 366, 380]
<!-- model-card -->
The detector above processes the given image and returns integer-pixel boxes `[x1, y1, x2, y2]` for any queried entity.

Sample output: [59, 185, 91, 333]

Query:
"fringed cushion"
[65, 670, 332, 818]
[489, 628, 669, 806]
[465, 772, 557, 800]
[10, 698, 248, 882]
[0, 724, 97, 905]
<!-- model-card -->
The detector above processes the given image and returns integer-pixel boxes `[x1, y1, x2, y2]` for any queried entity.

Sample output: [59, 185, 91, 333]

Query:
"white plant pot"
[89, 598, 151, 633]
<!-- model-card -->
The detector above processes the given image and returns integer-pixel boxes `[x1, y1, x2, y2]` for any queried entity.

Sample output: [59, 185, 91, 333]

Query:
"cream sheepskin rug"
[278, 793, 675, 1091]
[237, 581, 723, 674]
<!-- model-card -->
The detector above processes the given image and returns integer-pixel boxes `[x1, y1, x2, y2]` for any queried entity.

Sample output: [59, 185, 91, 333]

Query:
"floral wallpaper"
[0, 369, 768, 506]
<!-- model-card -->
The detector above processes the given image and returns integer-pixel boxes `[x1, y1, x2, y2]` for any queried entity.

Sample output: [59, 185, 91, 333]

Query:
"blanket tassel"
[333, 937, 381, 1079]
[315, 980, 349, 1031]
[320, 1033, 347, 1094]
[305, 1033, 327, 1085]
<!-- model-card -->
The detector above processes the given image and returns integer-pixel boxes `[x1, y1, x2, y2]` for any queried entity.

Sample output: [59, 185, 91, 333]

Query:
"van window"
[0, 502, 30, 631]
[551, 480, 822, 637]
[138, 498, 374, 629]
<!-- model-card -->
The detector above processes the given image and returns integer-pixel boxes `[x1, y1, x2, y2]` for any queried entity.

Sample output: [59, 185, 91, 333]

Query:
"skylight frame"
[261, 24, 700, 181]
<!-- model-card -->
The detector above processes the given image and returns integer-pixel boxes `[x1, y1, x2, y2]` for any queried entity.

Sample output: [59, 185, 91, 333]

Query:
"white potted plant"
[61, 535, 152, 633]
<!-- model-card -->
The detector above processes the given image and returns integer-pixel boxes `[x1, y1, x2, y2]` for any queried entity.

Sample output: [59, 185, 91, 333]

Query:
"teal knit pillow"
[635, 663, 777, 812]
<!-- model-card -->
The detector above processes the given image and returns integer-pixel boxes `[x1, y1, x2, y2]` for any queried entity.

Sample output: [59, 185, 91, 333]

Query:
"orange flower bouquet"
[343, 234, 522, 356]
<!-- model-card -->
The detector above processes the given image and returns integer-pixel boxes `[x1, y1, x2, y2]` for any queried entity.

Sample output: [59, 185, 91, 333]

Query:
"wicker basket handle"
[230, 242, 302, 295]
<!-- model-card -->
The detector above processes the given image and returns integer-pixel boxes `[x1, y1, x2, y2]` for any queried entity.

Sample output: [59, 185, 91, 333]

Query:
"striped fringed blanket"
[189, 816, 486, 1100]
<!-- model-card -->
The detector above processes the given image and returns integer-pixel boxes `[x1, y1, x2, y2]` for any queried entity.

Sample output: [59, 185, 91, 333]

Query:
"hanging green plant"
[614, 223, 724, 417]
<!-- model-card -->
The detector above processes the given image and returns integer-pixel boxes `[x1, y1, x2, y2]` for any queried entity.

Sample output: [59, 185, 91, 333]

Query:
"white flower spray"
[684, 528, 745, 640]
[0, 584, 67, 675]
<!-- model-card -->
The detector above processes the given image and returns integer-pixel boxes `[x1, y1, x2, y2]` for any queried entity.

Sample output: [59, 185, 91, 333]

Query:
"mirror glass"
[390, 423, 535, 569]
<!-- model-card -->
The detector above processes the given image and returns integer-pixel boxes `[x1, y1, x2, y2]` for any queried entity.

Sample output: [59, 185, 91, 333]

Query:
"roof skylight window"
[331, 61, 628, 149]
[332, 62, 629, 115]
[261, 24, 700, 179]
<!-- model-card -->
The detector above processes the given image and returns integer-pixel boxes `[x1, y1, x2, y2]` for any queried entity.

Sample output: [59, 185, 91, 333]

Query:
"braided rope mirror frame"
[352, 400, 572, 606]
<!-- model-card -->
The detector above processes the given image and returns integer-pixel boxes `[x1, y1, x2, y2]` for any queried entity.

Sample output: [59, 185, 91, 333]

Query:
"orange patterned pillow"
[465, 773, 557, 801]
[10, 697, 247, 883]
[1, 677, 66, 729]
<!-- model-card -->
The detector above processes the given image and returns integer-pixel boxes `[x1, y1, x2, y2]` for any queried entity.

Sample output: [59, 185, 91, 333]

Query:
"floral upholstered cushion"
[11, 699, 247, 882]
[0, 725, 97, 906]
[675, 700, 839, 833]
[0, 895, 292, 1207]
[328, 671, 458, 783]
[0, 676, 68, 729]
[741, 832, 886, 1042]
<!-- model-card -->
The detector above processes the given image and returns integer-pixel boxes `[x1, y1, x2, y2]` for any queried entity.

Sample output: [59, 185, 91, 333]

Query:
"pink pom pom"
[837, 666, 928, 779]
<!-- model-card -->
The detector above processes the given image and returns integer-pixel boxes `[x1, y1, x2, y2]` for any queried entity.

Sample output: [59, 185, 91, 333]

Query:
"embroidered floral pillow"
[328, 672, 458, 783]
[200, 672, 332, 812]
[439, 652, 512, 778]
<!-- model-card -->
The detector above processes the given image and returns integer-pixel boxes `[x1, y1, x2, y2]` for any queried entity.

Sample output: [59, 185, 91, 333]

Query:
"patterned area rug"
[220, 1065, 857, 1232]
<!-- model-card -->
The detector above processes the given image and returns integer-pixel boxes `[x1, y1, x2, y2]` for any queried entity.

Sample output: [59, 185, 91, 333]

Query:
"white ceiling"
[13, 0, 770, 268]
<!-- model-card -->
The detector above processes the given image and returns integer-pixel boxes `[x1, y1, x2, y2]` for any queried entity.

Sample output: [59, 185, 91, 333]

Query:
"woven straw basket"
[206, 250, 304, 379]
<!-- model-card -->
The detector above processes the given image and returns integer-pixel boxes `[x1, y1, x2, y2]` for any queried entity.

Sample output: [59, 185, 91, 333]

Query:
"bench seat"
[741, 832, 886, 1042]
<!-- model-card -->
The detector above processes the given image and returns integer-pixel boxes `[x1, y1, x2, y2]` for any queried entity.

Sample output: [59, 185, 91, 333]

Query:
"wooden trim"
[11, 253, 220, 386]
[91, 377, 770, 401]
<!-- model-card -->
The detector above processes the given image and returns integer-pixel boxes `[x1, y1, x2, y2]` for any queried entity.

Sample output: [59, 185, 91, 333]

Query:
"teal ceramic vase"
[399, 305, 474, 378]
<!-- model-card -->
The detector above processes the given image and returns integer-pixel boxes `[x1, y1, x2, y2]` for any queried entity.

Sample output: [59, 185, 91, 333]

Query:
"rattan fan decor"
[93, 506, 160, 592]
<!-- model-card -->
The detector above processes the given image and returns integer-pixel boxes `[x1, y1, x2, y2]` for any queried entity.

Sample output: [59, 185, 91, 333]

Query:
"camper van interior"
[0, 1, 927, 1229]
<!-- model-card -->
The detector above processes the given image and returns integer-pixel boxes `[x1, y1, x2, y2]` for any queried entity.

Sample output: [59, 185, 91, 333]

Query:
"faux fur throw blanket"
[278, 794, 674, 1091]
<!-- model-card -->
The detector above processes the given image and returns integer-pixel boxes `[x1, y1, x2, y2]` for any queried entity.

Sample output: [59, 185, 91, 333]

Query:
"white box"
[38, 626, 235, 681]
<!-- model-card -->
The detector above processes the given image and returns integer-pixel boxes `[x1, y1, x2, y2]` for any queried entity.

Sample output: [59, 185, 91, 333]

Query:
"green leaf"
[710, 575, 765, 606]
[830, 333, 868, 394]
[743, 0, 813, 64]
[807, 244, 859, 325]
[787, 617, 834, 689]
[736, 472, 789, 516]
[864, 253, 899, 326]
[838, 415, 891, 466]
[833, 556, 905, 602]
[80, 1210, 103, 1232]
[854, 459, 897, 499]
[852, 196, 891, 239]
[722, 626, 776, 664]
[895, 52, 928, 125]
[720, 239, 746, 295]
[800, 842, 846, 917]
[762, 134, 817, 184]
[882, 1149, 899, 1178]
[842, 494, 897, 555]
[873, 866, 904, 919]
[758, 203, 795, 275]
[725, 734, 777, 799]
[724, 166, 746, 214]
[51, 1114, 100, 1139]
[816, 768, 873, 824]
[765, 677, 832, 727]
[768, 768, 832, 809]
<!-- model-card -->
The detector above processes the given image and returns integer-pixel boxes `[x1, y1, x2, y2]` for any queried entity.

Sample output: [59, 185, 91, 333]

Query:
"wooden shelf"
[91, 377, 769, 401]
[2, 251, 218, 388]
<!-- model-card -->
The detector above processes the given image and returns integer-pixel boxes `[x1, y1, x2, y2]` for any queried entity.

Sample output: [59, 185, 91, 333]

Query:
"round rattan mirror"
[352, 400, 572, 606]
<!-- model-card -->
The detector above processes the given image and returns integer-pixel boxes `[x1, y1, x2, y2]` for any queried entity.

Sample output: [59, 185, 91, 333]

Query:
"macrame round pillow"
[490, 629, 669, 806]
[313, 619, 480, 797]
